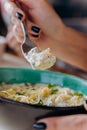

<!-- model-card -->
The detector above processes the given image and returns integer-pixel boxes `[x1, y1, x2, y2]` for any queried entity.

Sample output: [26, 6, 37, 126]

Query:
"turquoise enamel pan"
[0, 68, 87, 130]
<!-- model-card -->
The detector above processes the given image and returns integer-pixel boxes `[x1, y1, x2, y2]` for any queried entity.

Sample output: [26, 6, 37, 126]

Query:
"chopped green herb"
[51, 88, 58, 94]
[48, 84, 58, 94]
[16, 92, 24, 95]
[16, 97, 21, 102]
[36, 100, 43, 105]
[48, 84, 56, 89]
[74, 92, 83, 97]
[24, 83, 30, 86]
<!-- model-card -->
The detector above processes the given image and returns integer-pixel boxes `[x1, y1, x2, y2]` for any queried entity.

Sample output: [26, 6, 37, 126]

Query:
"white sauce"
[0, 83, 86, 107]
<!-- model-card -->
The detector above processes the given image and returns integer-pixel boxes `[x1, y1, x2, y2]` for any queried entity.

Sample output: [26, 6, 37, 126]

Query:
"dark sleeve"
[0, 7, 7, 36]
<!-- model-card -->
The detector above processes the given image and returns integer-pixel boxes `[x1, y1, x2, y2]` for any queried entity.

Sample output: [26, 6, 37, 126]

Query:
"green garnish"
[24, 83, 30, 86]
[48, 84, 58, 94]
[36, 100, 43, 105]
[51, 88, 58, 94]
[48, 84, 56, 89]
[74, 92, 83, 97]
[16, 92, 24, 95]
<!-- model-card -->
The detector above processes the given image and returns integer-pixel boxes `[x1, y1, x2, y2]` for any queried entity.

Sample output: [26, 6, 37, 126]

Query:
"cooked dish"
[0, 83, 86, 107]
[25, 47, 56, 70]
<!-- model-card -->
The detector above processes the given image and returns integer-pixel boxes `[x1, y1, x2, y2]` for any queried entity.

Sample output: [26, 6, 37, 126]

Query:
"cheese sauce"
[0, 83, 86, 107]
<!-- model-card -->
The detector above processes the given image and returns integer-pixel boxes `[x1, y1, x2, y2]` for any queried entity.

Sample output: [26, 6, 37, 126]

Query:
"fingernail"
[33, 122, 47, 130]
[32, 34, 39, 38]
[16, 12, 23, 20]
[31, 26, 40, 33]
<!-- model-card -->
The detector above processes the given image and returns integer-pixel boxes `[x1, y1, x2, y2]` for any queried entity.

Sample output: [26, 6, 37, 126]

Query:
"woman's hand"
[34, 114, 87, 130]
[1, 0, 26, 43]
[2, 0, 65, 52]
[2, 0, 87, 71]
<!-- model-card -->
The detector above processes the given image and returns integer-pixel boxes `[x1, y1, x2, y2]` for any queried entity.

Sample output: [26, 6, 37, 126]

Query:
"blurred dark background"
[50, 0, 87, 18]
[49, 0, 87, 34]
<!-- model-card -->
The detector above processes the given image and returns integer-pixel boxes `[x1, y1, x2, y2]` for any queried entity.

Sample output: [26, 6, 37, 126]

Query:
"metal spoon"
[21, 22, 36, 54]
[21, 22, 56, 70]
[15, 1, 56, 69]
[15, 1, 35, 55]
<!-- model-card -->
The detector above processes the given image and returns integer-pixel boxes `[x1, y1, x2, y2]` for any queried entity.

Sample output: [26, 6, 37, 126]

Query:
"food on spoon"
[24, 47, 56, 70]
[20, 21, 56, 70]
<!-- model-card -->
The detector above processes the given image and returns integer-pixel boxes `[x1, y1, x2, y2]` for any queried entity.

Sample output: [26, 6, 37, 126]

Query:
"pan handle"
[0, 99, 4, 104]
[0, 97, 6, 104]
[83, 100, 87, 111]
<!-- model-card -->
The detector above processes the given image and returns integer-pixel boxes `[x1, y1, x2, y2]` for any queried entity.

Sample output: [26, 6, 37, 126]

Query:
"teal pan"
[0, 68, 87, 130]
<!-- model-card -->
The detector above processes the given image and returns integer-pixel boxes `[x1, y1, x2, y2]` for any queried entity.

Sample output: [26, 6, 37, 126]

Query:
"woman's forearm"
[53, 26, 87, 71]
[3, 0, 87, 71]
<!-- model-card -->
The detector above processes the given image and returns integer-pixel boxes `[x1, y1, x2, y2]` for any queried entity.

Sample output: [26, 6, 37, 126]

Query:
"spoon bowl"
[21, 22, 56, 70]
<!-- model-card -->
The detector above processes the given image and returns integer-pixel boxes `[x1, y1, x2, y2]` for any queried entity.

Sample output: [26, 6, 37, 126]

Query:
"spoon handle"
[15, 1, 36, 51]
